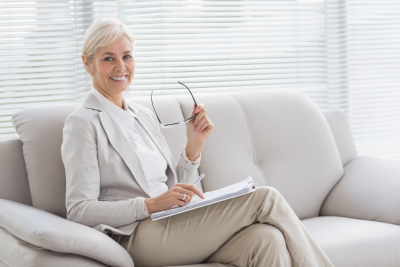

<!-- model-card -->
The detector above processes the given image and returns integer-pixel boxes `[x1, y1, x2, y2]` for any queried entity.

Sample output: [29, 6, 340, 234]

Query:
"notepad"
[151, 176, 256, 221]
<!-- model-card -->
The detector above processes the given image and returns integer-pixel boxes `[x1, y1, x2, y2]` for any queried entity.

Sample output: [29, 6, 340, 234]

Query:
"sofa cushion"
[176, 90, 344, 219]
[0, 199, 133, 267]
[165, 265, 231, 267]
[302, 216, 400, 267]
[0, 227, 106, 267]
[0, 139, 31, 206]
[12, 103, 80, 217]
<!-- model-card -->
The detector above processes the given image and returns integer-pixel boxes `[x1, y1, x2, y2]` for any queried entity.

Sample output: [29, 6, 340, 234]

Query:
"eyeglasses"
[151, 81, 198, 129]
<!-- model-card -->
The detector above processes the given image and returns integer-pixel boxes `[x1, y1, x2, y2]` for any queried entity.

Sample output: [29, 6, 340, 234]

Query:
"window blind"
[0, 1, 88, 138]
[1, 0, 400, 159]
[326, 0, 400, 158]
[348, 0, 400, 158]
[0, 0, 328, 136]
[126, 1, 327, 100]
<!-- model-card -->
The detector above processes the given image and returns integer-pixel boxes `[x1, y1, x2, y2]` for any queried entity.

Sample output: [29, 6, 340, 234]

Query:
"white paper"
[151, 176, 256, 221]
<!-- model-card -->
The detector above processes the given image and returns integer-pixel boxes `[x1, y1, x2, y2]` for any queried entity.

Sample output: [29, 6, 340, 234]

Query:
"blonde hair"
[82, 18, 134, 64]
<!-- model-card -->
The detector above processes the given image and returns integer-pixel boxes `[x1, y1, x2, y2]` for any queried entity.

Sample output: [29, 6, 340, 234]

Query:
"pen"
[193, 173, 205, 185]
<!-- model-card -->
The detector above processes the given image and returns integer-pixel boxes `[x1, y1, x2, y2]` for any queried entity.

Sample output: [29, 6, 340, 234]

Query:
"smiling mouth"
[110, 75, 128, 81]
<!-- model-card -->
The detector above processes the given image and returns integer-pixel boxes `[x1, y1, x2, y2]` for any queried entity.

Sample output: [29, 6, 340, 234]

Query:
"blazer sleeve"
[61, 114, 148, 228]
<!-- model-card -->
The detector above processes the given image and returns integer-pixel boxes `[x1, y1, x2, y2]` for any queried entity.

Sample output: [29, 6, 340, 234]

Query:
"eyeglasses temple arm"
[178, 81, 198, 107]
[151, 90, 162, 124]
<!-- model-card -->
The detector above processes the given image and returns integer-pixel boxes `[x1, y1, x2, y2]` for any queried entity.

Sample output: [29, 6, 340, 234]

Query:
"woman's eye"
[123, 55, 132, 59]
[104, 57, 113, 61]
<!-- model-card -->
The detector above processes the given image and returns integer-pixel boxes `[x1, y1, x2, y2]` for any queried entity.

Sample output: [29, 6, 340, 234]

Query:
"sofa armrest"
[321, 156, 400, 225]
[0, 199, 133, 267]
[0, 226, 107, 267]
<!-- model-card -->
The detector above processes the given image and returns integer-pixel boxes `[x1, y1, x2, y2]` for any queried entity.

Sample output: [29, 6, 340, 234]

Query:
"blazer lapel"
[84, 94, 151, 197]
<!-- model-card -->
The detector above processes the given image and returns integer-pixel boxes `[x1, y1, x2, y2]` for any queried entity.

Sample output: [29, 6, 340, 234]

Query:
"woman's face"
[86, 34, 135, 96]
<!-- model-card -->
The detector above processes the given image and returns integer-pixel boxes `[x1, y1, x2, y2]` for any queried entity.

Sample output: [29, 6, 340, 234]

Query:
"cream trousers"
[116, 186, 333, 267]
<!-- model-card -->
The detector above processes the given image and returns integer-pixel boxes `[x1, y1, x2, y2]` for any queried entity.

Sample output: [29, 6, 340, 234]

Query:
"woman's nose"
[115, 59, 126, 72]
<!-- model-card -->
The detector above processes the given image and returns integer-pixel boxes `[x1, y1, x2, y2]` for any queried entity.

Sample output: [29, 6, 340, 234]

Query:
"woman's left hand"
[185, 104, 214, 161]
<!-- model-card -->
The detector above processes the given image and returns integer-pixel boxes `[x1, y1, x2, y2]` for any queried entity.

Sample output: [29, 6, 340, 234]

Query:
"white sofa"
[1, 90, 400, 267]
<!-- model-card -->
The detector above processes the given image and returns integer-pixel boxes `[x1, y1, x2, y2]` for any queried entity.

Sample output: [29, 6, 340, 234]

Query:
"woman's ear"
[81, 55, 92, 74]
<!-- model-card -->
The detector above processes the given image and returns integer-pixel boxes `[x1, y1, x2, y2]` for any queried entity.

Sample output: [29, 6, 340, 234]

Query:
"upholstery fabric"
[34, 250, 106, 267]
[321, 156, 400, 225]
[303, 216, 400, 267]
[0, 139, 31, 206]
[165, 265, 231, 267]
[0, 199, 133, 267]
[12, 103, 80, 217]
[176, 90, 344, 219]
[0, 227, 106, 267]
[322, 110, 358, 166]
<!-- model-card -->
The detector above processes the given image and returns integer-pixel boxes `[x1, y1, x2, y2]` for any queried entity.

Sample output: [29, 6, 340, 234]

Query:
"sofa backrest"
[322, 109, 357, 167]
[8, 90, 349, 220]
[175, 90, 345, 219]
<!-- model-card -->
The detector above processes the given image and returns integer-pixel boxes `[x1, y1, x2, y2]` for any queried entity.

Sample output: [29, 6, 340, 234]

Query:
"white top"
[91, 88, 200, 200]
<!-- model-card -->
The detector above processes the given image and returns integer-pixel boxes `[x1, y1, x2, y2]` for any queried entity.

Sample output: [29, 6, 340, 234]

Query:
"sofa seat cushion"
[165, 265, 231, 267]
[302, 216, 400, 267]
[0, 199, 133, 267]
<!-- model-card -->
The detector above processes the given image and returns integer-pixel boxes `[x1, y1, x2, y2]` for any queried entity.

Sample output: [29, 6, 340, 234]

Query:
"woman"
[61, 18, 333, 267]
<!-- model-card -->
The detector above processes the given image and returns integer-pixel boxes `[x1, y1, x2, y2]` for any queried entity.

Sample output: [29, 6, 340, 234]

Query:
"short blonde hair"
[82, 18, 134, 64]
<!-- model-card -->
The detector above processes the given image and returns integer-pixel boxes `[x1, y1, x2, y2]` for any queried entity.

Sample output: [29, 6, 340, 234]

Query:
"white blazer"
[61, 92, 199, 236]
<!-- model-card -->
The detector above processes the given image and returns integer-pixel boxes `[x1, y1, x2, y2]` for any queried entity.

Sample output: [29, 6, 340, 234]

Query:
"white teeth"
[110, 76, 127, 81]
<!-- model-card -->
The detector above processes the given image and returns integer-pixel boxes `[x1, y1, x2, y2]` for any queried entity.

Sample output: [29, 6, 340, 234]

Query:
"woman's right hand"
[144, 184, 205, 214]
